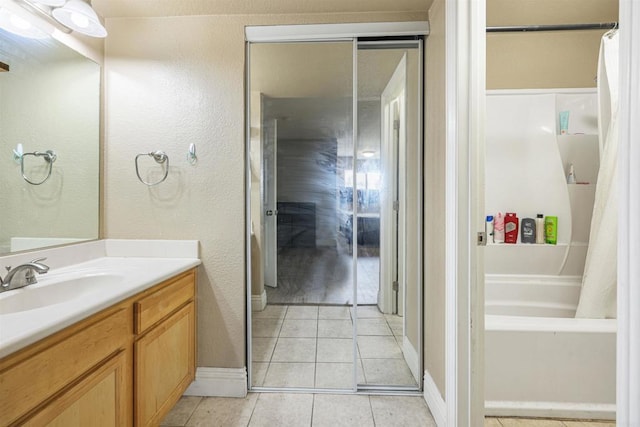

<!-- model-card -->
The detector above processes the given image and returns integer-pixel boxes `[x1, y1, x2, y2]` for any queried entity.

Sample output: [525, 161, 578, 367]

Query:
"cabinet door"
[135, 302, 195, 427]
[23, 350, 129, 427]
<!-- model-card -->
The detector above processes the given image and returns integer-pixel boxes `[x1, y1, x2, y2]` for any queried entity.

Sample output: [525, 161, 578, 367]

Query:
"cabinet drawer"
[0, 308, 130, 426]
[134, 270, 195, 335]
[23, 350, 129, 427]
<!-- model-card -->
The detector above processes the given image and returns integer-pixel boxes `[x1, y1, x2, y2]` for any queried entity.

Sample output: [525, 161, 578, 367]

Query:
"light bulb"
[70, 12, 89, 28]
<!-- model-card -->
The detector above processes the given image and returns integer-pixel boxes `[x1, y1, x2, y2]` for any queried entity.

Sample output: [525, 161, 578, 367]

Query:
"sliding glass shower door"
[247, 37, 423, 392]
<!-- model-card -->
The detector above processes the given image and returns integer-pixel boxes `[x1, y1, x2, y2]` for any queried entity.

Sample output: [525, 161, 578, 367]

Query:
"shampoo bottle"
[504, 212, 519, 244]
[545, 216, 558, 245]
[493, 212, 505, 243]
[535, 214, 545, 244]
[486, 215, 494, 243]
[521, 218, 536, 244]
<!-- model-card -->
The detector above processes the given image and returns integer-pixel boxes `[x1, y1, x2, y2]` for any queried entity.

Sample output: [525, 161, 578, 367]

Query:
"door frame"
[444, 0, 485, 425]
[379, 53, 407, 316]
[462, 0, 640, 425]
[262, 117, 278, 288]
[617, 1, 640, 424]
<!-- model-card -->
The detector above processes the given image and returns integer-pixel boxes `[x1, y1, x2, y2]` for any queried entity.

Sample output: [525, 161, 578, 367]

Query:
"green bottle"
[545, 216, 558, 245]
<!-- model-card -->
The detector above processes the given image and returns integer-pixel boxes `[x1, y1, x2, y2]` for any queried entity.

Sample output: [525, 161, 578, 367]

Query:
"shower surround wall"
[485, 89, 599, 275]
[102, 12, 428, 386]
[484, 89, 615, 419]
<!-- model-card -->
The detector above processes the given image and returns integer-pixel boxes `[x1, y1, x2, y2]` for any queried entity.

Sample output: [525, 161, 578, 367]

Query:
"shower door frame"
[244, 22, 428, 394]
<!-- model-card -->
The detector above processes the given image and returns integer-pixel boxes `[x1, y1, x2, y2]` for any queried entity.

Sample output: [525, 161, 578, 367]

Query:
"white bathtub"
[485, 274, 616, 420]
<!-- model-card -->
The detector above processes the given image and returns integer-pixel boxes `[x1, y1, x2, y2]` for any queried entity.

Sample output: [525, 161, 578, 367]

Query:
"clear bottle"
[535, 214, 545, 244]
[494, 212, 505, 243]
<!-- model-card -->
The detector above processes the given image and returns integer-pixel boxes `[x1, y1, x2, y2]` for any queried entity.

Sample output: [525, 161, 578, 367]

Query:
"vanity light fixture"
[51, 0, 106, 38]
[0, 2, 50, 39]
[31, 0, 64, 6]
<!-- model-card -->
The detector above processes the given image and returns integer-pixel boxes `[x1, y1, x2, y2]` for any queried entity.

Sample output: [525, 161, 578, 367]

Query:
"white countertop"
[0, 240, 201, 359]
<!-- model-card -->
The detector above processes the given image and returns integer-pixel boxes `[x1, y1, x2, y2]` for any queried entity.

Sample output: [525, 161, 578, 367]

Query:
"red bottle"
[504, 213, 519, 244]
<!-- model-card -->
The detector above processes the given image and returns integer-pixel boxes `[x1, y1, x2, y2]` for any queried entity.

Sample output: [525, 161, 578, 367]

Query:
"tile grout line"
[178, 395, 202, 427]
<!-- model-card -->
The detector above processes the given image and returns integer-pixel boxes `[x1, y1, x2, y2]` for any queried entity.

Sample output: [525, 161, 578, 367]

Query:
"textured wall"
[486, 0, 618, 89]
[103, 12, 427, 369]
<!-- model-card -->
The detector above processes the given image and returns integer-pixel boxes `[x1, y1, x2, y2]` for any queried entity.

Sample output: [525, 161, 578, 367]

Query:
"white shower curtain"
[575, 29, 619, 319]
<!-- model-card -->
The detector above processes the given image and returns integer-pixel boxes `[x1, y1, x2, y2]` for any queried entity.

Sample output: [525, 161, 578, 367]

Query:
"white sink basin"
[0, 273, 125, 315]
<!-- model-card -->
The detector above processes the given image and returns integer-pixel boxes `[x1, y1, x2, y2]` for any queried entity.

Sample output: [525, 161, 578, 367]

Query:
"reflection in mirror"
[248, 39, 423, 392]
[356, 45, 422, 387]
[0, 29, 100, 254]
[249, 41, 355, 390]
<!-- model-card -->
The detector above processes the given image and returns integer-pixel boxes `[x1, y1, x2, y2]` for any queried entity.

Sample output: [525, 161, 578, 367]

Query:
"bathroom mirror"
[0, 29, 100, 255]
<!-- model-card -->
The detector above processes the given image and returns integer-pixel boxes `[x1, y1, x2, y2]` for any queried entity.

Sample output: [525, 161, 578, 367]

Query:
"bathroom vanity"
[0, 240, 200, 426]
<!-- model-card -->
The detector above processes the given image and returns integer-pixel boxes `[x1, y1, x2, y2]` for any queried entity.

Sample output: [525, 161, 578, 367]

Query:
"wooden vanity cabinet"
[133, 271, 196, 426]
[0, 268, 197, 427]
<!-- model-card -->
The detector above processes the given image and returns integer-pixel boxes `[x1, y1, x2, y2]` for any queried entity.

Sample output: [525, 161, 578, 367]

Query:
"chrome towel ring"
[21, 150, 57, 185]
[135, 151, 169, 186]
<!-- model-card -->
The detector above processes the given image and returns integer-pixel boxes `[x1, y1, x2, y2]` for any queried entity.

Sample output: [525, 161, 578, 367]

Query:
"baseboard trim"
[183, 367, 248, 398]
[485, 401, 616, 420]
[402, 336, 420, 383]
[423, 370, 446, 427]
[251, 290, 267, 312]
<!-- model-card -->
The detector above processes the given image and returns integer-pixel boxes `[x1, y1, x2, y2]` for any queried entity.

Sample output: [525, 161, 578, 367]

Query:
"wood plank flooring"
[266, 244, 379, 305]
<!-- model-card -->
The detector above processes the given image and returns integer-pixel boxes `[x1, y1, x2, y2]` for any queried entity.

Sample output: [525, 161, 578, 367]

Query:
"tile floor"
[161, 396, 615, 427]
[161, 393, 436, 427]
[485, 418, 615, 427]
[251, 304, 417, 388]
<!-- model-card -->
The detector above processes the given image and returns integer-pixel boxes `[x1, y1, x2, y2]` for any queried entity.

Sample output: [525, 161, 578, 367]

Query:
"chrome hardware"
[21, 150, 57, 185]
[135, 151, 169, 186]
[0, 257, 50, 292]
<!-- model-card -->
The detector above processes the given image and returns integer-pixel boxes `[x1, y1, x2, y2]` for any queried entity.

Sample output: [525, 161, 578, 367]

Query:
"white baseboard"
[183, 367, 247, 398]
[485, 401, 616, 420]
[402, 336, 420, 383]
[423, 370, 446, 427]
[251, 290, 267, 312]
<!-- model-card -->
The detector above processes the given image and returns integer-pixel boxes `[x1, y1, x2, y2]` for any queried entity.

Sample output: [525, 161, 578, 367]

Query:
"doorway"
[246, 27, 424, 392]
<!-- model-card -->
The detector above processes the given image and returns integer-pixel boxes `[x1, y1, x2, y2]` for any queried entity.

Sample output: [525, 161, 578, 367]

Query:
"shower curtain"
[575, 29, 619, 319]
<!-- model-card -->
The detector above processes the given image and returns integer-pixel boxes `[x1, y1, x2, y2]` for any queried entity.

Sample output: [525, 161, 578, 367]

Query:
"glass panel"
[248, 41, 355, 390]
[0, 29, 100, 255]
[355, 43, 421, 388]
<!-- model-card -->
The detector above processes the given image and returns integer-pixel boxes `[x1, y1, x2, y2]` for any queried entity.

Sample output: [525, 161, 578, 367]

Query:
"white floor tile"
[317, 319, 352, 338]
[312, 394, 374, 427]
[279, 319, 318, 338]
[262, 362, 315, 388]
[316, 338, 354, 363]
[249, 393, 313, 427]
[272, 338, 317, 362]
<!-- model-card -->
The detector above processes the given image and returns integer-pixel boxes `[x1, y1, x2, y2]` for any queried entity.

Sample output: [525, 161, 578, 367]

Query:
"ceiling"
[92, 0, 433, 18]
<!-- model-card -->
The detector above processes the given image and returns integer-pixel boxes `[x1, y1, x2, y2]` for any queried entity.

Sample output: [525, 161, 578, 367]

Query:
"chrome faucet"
[0, 257, 50, 292]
